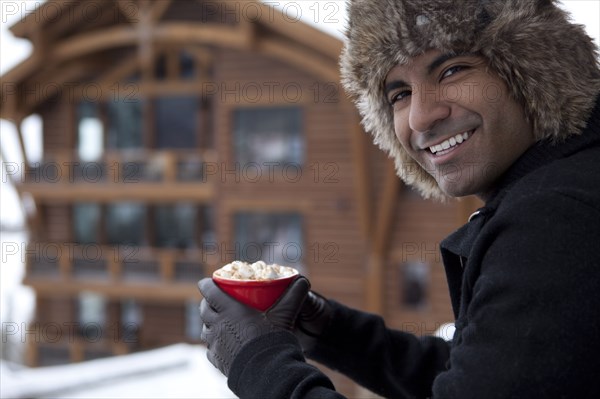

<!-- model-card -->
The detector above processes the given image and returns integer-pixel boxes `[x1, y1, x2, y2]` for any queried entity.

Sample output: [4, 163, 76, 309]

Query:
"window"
[234, 212, 304, 270]
[401, 261, 429, 309]
[73, 203, 101, 244]
[155, 54, 167, 80]
[202, 206, 216, 244]
[77, 101, 104, 162]
[121, 299, 142, 344]
[155, 51, 195, 80]
[155, 96, 198, 148]
[185, 300, 202, 341]
[122, 259, 160, 282]
[180, 51, 195, 80]
[107, 98, 143, 149]
[106, 202, 146, 246]
[234, 107, 303, 166]
[77, 291, 107, 339]
[154, 203, 198, 248]
[72, 257, 109, 280]
[174, 261, 204, 281]
[28, 253, 60, 279]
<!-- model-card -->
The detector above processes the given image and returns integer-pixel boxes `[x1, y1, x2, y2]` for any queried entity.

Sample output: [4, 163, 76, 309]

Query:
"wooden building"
[0, 0, 480, 396]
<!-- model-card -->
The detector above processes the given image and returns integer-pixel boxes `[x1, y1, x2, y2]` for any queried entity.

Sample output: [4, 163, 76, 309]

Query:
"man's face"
[384, 50, 535, 199]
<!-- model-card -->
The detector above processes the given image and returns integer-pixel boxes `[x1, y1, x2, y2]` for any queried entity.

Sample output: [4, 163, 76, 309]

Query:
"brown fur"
[340, 0, 600, 200]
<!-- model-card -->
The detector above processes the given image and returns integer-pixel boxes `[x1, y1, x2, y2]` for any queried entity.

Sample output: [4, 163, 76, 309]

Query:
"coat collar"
[442, 94, 600, 259]
[440, 94, 600, 317]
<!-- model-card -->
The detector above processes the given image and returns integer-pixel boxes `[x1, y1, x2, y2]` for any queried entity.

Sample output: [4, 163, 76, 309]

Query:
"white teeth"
[429, 131, 472, 154]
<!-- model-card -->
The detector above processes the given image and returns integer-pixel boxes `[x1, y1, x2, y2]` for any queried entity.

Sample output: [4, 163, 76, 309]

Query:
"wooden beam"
[348, 110, 372, 244]
[0, 57, 43, 120]
[9, 0, 76, 38]
[45, 1, 114, 40]
[166, 48, 180, 80]
[52, 27, 138, 62]
[24, 280, 200, 302]
[374, 161, 400, 254]
[22, 59, 100, 114]
[150, 0, 173, 22]
[221, 197, 313, 213]
[96, 54, 139, 89]
[365, 159, 400, 314]
[17, 183, 216, 203]
[153, 23, 252, 48]
[14, 118, 29, 166]
[50, 24, 251, 65]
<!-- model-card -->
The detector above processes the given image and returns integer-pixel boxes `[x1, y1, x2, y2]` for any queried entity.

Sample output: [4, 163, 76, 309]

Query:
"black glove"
[295, 290, 333, 352]
[198, 276, 310, 376]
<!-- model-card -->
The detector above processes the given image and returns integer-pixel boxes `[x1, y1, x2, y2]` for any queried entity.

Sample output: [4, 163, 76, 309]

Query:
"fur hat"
[340, 0, 600, 200]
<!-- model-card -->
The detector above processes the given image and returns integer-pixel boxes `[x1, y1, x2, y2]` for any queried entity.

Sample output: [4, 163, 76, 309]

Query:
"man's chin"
[436, 180, 479, 199]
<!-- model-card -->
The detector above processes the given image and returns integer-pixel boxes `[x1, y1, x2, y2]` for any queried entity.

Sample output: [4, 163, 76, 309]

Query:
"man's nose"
[408, 84, 451, 133]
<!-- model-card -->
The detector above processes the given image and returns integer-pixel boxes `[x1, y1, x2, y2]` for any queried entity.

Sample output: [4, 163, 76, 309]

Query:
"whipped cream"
[213, 260, 297, 281]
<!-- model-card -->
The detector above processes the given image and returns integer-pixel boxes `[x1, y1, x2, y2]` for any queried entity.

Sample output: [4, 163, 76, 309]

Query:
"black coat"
[227, 99, 600, 399]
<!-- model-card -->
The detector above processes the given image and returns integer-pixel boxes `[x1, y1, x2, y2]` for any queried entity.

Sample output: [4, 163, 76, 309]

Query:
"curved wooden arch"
[3, 20, 345, 124]
[50, 22, 340, 83]
[52, 23, 251, 62]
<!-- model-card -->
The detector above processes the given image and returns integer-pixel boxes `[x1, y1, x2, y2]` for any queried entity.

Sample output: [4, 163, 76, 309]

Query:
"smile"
[428, 129, 474, 155]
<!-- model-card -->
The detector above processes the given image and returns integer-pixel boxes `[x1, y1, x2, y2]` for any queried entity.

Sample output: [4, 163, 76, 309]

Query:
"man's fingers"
[288, 276, 311, 299]
[198, 278, 233, 312]
[201, 322, 213, 345]
[276, 276, 310, 309]
[199, 299, 219, 325]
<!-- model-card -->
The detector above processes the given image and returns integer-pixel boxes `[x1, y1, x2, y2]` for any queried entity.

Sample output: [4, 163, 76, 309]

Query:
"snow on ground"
[1, 343, 235, 399]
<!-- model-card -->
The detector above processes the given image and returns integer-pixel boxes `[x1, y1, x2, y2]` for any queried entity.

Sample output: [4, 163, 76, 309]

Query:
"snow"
[1, 343, 235, 399]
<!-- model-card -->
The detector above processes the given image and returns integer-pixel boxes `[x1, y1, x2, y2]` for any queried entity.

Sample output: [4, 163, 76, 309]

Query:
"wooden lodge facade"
[0, 0, 480, 395]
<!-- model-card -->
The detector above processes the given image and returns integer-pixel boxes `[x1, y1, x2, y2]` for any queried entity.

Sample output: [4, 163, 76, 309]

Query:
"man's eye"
[441, 65, 466, 79]
[389, 90, 411, 105]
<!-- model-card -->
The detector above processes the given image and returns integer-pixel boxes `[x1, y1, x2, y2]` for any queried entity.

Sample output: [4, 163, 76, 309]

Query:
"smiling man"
[198, 1, 600, 398]
[384, 50, 536, 198]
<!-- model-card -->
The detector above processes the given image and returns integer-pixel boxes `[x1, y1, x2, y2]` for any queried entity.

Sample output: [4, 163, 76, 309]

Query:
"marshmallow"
[213, 260, 297, 281]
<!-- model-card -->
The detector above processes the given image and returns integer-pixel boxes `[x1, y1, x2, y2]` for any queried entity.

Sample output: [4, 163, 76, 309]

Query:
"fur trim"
[341, 0, 600, 200]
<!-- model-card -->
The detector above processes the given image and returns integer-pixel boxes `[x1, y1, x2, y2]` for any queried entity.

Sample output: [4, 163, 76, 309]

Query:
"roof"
[0, 0, 344, 121]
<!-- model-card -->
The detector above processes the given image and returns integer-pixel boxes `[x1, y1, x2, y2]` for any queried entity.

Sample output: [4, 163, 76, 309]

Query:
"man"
[199, 0, 600, 397]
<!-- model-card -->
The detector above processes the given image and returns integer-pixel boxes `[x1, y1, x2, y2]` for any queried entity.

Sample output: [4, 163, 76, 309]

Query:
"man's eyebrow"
[427, 53, 459, 75]
[384, 53, 473, 98]
[384, 80, 409, 98]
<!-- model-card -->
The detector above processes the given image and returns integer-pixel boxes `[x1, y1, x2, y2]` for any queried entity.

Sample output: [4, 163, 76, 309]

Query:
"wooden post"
[160, 249, 175, 281]
[348, 110, 371, 244]
[59, 243, 72, 281]
[366, 159, 400, 314]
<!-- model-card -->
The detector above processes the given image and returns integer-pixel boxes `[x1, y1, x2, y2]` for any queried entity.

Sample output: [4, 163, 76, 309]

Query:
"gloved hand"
[198, 276, 310, 376]
[294, 290, 333, 352]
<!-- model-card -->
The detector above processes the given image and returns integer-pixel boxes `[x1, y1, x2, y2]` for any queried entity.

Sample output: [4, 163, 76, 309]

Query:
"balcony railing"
[19, 149, 218, 185]
[25, 242, 213, 292]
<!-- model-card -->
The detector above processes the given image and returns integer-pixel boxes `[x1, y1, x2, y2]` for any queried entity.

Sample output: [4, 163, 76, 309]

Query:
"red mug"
[212, 270, 299, 311]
